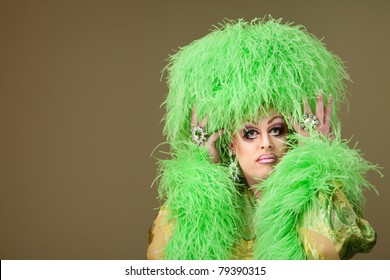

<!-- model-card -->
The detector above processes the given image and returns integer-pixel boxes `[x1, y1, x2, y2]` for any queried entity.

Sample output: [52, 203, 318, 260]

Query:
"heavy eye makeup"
[241, 125, 259, 139]
[241, 123, 287, 139]
[269, 124, 287, 137]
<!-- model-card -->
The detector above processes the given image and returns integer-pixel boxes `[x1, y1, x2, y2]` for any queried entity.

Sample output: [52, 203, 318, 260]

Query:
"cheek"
[236, 140, 258, 158]
[274, 137, 288, 154]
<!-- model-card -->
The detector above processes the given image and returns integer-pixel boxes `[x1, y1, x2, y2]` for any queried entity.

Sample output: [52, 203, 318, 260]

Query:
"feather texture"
[163, 18, 349, 157]
[158, 144, 244, 259]
[154, 18, 377, 260]
[254, 134, 379, 259]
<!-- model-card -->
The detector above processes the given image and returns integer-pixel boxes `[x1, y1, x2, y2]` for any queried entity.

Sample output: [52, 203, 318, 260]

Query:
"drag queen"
[147, 18, 378, 260]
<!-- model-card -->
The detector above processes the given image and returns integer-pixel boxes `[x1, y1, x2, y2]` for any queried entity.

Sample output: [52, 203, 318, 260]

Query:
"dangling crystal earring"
[228, 150, 240, 182]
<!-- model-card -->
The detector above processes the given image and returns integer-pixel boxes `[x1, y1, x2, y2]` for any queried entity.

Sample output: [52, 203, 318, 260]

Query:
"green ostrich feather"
[163, 18, 349, 157]
[254, 134, 379, 260]
[154, 18, 375, 260]
[158, 144, 244, 259]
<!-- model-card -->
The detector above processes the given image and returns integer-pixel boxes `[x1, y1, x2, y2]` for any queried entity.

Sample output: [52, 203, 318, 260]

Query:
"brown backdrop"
[0, 0, 389, 260]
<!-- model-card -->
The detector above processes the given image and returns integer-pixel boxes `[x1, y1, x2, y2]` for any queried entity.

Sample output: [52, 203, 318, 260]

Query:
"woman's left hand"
[292, 92, 333, 138]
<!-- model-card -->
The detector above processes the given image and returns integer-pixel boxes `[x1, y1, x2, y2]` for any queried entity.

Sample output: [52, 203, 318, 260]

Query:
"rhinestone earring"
[228, 150, 240, 182]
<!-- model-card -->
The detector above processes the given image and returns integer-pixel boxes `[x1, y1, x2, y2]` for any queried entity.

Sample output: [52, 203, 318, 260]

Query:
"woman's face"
[231, 110, 289, 187]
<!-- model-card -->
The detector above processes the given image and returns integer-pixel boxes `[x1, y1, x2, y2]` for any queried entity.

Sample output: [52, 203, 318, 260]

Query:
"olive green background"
[0, 0, 389, 259]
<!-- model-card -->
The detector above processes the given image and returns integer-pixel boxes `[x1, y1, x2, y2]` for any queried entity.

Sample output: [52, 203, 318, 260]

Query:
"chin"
[252, 168, 274, 181]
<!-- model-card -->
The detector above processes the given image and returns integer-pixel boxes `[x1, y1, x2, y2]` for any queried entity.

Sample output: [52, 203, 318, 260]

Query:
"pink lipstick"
[257, 153, 277, 164]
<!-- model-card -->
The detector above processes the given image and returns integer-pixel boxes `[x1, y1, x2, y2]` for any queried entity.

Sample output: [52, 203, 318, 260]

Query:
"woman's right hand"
[191, 106, 224, 163]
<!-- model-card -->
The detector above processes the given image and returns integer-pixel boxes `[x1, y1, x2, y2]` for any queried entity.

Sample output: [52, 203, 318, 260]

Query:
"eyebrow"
[267, 116, 284, 124]
[242, 124, 257, 131]
[242, 116, 285, 129]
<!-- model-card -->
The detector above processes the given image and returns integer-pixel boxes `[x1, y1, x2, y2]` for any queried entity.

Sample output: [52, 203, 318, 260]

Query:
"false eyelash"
[242, 129, 259, 139]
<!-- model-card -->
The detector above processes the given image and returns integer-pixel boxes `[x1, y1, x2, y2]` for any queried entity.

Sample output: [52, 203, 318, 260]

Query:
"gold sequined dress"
[147, 185, 376, 260]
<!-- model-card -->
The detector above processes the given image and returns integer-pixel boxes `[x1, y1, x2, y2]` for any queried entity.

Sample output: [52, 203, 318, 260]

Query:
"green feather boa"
[254, 134, 378, 259]
[157, 136, 378, 259]
[158, 143, 244, 259]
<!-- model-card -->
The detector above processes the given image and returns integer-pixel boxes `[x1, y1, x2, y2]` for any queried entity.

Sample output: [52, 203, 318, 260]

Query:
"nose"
[260, 133, 273, 149]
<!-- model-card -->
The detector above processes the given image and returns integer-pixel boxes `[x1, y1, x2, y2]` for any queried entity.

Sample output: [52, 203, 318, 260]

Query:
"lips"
[257, 153, 277, 164]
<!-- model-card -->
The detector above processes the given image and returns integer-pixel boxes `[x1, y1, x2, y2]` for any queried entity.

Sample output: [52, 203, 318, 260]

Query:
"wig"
[156, 18, 377, 260]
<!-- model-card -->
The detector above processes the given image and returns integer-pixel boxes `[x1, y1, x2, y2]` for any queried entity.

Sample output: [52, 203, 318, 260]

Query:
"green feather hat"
[163, 18, 349, 157]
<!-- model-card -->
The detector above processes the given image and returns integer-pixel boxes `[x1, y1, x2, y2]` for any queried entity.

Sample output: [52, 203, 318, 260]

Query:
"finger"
[323, 94, 332, 126]
[290, 117, 300, 133]
[315, 91, 324, 123]
[191, 105, 197, 126]
[206, 130, 225, 163]
[199, 116, 208, 128]
[207, 129, 225, 146]
[289, 116, 310, 139]
[304, 97, 312, 115]
[289, 117, 303, 133]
